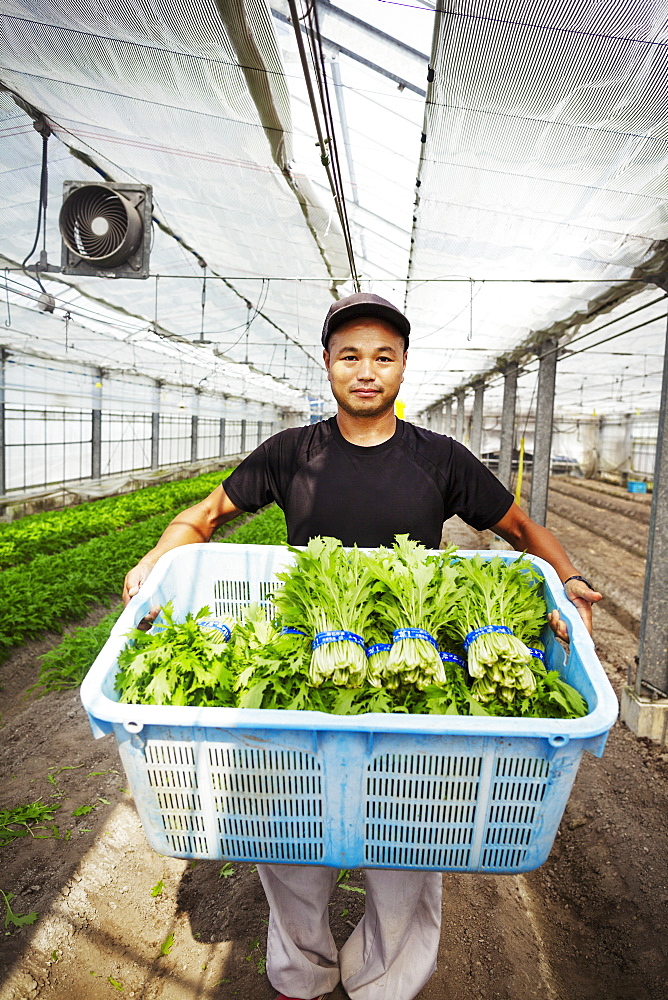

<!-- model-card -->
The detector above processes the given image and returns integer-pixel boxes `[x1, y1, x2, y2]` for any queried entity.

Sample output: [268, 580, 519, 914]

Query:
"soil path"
[1, 480, 667, 1000]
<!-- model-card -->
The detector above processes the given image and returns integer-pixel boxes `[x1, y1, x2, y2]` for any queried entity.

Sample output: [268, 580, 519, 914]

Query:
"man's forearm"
[142, 508, 223, 567]
[504, 519, 581, 582]
[492, 502, 582, 581]
[123, 485, 243, 605]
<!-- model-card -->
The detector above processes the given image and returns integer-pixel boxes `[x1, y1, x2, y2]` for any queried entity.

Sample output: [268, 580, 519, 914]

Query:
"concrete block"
[620, 685, 668, 745]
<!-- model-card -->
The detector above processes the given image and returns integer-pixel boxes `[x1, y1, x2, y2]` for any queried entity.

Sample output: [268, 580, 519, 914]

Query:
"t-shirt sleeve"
[223, 439, 280, 513]
[446, 439, 514, 530]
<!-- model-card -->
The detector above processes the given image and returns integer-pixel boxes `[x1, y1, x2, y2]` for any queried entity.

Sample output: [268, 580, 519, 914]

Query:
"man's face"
[323, 318, 407, 419]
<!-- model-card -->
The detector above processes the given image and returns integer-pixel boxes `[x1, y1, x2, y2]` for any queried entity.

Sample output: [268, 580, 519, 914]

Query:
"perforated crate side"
[115, 726, 326, 862]
[361, 733, 585, 873]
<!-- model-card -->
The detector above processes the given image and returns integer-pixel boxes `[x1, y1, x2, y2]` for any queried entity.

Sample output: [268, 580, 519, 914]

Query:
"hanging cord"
[22, 121, 52, 295]
[4, 270, 11, 328]
[153, 274, 160, 332]
[198, 265, 208, 343]
[64, 310, 71, 351]
[287, 0, 359, 289]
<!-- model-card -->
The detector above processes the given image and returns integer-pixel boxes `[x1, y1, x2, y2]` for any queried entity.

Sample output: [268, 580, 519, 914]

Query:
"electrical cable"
[287, 0, 360, 289]
[21, 126, 50, 295]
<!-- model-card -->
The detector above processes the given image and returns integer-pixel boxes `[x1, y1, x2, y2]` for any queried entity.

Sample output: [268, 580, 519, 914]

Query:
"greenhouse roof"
[1, 0, 667, 418]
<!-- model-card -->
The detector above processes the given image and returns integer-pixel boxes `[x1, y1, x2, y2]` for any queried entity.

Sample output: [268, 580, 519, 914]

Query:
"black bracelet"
[563, 574, 594, 590]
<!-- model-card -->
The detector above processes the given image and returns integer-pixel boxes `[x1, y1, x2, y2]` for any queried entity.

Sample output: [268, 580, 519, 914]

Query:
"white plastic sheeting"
[1, 0, 667, 421]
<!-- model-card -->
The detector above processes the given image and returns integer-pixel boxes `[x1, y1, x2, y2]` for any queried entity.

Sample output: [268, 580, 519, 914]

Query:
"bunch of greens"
[115, 602, 235, 706]
[369, 536, 460, 690]
[443, 554, 547, 707]
[113, 538, 588, 721]
[510, 639, 589, 719]
[272, 537, 376, 688]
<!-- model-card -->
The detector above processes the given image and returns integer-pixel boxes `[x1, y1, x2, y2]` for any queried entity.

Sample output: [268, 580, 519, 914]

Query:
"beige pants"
[258, 864, 442, 1000]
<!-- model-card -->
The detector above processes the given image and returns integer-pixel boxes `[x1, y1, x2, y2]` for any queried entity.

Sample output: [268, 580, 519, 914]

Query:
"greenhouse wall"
[1, 352, 290, 499]
[422, 408, 658, 484]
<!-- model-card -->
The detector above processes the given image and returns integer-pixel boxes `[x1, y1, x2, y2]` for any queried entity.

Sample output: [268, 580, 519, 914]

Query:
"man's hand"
[123, 557, 160, 631]
[120, 486, 243, 632]
[548, 578, 602, 641]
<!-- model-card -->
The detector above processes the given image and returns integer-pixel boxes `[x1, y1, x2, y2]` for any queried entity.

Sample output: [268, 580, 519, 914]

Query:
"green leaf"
[72, 804, 95, 817]
[160, 933, 175, 956]
[1, 890, 38, 930]
[238, 678, 270, 710]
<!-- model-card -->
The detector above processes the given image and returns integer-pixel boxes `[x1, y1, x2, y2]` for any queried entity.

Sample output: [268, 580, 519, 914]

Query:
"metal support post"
[455, 391, 465, 442]
[636, 310, 668, 697]
[470, 382, 484, 459]
[443, 399, 452, 436]
[240, 418, 247, 454]
[190, 415, 199, 464]
[151, 381, 161, 470]
[0, 349, 6, 497]
[257, 419, 263, 447]
[498, 363, 518, 490]
[529, 339, 557, 526]
[219, 417, 226, 459]
[91, 370, 102, 480]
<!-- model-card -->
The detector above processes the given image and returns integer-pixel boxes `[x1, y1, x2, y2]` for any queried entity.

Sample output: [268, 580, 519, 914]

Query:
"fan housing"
[60, 182, 152, 278]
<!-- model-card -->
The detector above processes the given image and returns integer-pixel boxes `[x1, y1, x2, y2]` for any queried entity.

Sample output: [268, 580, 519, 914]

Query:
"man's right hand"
[120, 485, 244, 630]
[123, 558, 160, 630]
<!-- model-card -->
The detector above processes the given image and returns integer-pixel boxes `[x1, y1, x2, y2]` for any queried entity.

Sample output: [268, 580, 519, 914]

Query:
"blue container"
[80, 544, 618, 874]
[627, 481, 647, 493]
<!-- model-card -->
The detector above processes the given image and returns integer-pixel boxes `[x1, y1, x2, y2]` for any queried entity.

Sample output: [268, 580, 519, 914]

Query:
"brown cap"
[321, 292, 410, 348]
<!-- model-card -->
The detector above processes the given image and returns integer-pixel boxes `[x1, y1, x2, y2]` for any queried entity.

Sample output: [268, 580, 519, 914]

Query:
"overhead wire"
[20, 121, 51, 296]
[433, 291, 668, 406]
[287, 0, 360, 290]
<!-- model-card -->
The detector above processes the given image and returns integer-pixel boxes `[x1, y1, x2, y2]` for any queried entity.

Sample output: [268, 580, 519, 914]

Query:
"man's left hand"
[548, 578, 602, 641]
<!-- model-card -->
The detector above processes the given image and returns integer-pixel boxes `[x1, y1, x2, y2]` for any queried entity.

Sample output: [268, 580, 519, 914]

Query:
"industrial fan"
[59, 182, 153, 278]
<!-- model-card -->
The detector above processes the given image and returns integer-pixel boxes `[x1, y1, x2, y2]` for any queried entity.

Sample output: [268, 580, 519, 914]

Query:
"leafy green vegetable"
[443, 555, 547, 707]
[30, 606, 123, 696]
[160, 933, 175, 956]
[0, 468, 236, 570]
[1, 889, 38, 931]
[114, 538, 588, 720]
[273, 537, 377, 687]
[0, 801, 61, 848]
[115, 603, 235, 706]
[368, 536, 459, 690]
[219, 504, 287, 546]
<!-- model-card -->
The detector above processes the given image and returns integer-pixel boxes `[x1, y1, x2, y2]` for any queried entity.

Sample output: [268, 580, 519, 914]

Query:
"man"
[123, 292, 601, 1000]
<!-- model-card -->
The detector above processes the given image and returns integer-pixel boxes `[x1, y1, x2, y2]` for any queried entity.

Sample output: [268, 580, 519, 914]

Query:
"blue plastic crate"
[80, 544, 618, 873]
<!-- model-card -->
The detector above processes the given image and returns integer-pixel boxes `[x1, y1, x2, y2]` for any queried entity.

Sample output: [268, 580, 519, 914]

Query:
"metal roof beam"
[271, 0, 429, 96]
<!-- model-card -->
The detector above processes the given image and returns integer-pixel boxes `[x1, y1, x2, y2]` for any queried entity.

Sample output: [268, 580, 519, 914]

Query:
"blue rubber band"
[440, 651, 466, 668]
[198, 619, 231, 642]
[312, 630, 365, 651]
[528, 647, 545, 661]
[366, 642, 392, 658]
[282, 627, 308, 637]
[463, 625, 513, 651]
[392, 628, 439, 650]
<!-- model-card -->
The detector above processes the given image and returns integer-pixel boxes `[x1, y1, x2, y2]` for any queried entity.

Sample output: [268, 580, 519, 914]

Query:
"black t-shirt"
[224, 418, 513, 550]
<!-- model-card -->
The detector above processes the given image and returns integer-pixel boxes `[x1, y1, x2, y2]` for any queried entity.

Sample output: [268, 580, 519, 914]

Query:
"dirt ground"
[1, 478, 667, 1000]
